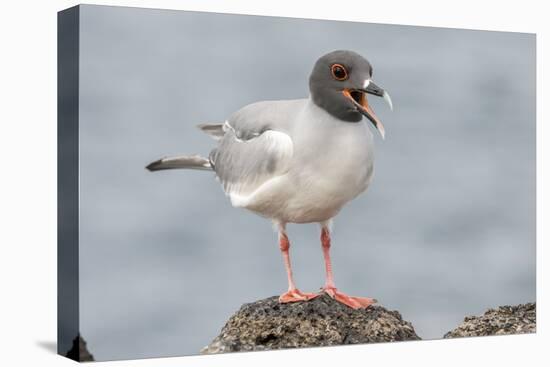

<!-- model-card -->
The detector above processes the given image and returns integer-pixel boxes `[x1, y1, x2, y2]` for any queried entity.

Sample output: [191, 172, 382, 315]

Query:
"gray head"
[309, 50, 392, 138]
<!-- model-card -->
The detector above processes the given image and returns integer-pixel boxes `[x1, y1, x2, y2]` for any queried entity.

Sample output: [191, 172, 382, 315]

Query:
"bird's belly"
[284, 152, 373, 223]
[242, 132, 374, 223]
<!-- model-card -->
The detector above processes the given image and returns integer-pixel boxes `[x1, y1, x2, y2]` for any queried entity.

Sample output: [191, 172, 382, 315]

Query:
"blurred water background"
[75, 5, 535, 360]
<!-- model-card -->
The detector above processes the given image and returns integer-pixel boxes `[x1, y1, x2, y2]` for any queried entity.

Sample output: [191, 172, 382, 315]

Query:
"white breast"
[240, 99, 375, 224]
[282, 100, 375, 222]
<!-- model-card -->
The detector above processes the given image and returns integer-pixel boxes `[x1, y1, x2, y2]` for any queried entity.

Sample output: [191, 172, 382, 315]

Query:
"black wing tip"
[145, 159, 163, 172]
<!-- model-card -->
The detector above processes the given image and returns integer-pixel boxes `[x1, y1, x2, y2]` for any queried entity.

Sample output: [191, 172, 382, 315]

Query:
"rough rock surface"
[444, 303, 536, 338]
[201, 294, 420, 354]
[65, 334, 94, 362]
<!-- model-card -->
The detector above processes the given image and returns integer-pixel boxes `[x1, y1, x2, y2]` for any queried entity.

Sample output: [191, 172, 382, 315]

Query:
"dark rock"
[444, 302, 536, 338]
[65, 334, 94, 362]
[201, 294, 420, 354]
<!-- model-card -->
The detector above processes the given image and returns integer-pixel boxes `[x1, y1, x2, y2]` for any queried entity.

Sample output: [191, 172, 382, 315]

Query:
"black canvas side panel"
[57, 5, 80, 360]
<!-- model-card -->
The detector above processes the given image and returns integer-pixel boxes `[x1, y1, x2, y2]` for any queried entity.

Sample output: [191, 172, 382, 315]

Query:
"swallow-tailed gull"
[147, 50, 392, 309]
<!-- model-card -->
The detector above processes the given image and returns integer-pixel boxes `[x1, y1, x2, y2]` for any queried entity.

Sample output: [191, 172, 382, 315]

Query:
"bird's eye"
[331, 64, 348, 81]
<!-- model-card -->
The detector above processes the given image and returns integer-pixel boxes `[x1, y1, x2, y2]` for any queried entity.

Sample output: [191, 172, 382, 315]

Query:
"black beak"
[361, 81, 393, 111]
[362, 81, 385, 97]
[342, 80, 392, 139]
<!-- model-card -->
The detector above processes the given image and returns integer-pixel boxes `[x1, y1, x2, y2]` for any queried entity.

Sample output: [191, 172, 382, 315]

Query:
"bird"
[146, 50, 392, 309]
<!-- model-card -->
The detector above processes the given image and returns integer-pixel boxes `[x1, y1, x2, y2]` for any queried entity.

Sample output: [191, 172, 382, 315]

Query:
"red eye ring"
[331, 64, 348, 81]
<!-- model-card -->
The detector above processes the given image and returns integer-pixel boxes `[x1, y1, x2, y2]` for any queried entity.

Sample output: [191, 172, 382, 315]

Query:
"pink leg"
[278, 229, 318, 303]
[320, 226, 376, 309]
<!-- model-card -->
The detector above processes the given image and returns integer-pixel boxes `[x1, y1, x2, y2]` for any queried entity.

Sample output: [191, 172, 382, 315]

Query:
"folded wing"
[209, 124, 293, 204]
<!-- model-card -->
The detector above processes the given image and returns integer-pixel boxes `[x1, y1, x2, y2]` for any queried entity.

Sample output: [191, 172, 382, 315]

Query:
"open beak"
[342, 81, 392, 139]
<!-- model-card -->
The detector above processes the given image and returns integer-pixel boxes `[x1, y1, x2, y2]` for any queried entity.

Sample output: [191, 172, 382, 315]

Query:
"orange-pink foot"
[322, 287, 377, 309]
[279, 289, 319, 303]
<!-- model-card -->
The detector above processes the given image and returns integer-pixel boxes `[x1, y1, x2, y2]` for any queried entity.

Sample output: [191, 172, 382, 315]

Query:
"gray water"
[75, 5, 535, 361]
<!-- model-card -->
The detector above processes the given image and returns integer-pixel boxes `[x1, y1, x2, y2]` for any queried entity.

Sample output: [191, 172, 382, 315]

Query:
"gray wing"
[210, 127, 293, 200]
[208, 100, 302, 201]
[198, 99, 304, 139]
